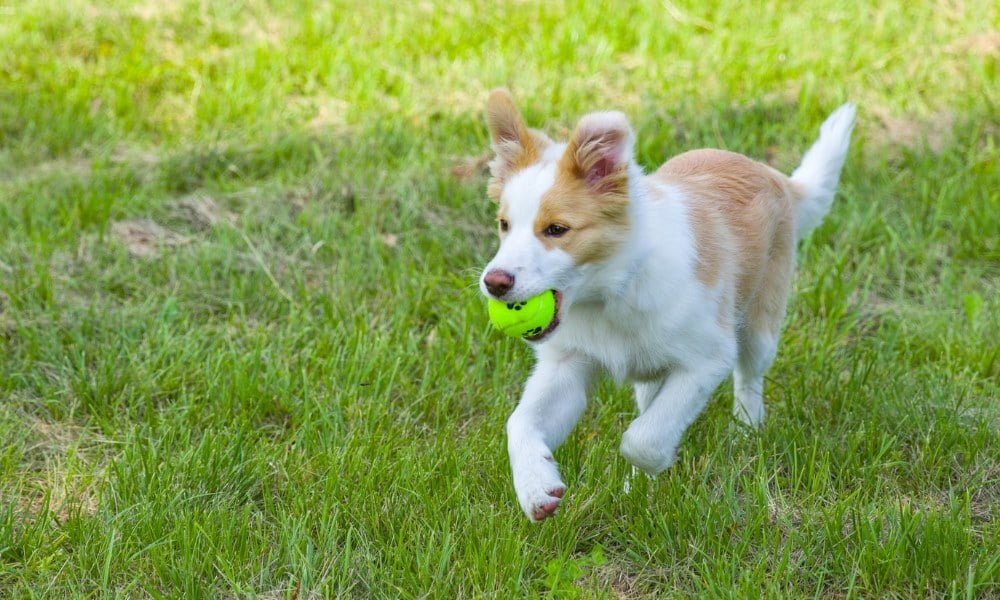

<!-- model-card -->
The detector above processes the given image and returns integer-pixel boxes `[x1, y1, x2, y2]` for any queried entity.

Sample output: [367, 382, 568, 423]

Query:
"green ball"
[487, 290, 556, 338]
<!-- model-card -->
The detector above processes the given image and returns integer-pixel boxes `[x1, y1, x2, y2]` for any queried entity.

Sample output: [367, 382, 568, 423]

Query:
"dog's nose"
[484, 269, 515, 298]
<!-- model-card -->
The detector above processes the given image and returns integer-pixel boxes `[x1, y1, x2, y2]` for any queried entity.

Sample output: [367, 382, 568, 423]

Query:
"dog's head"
[479, 89, 635, 340]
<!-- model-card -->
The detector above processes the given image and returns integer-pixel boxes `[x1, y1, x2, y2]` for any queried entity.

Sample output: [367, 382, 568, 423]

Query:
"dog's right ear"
[485, 89, 540, 201]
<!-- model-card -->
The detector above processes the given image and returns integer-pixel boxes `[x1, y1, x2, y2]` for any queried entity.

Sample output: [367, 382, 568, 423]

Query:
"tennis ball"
[487, 290, 557, 338]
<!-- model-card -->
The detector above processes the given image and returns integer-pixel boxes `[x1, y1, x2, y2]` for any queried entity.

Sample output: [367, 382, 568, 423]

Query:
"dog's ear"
[560, 111, 634, 197]
[485, 89, 541, 200]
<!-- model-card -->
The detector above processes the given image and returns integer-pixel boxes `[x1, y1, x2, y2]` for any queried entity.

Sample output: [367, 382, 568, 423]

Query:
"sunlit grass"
[1, 0, 997, 596]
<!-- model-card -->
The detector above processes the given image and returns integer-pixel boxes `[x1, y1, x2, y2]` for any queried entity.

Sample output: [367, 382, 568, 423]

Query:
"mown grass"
[1, 0, 997, 597]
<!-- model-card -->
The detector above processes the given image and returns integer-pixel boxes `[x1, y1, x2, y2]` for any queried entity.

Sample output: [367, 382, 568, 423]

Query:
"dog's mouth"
[524, 290, 563, 343]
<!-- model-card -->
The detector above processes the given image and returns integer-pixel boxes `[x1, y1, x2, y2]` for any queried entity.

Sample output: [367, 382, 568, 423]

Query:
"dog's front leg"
[620, 357, 733, 474]
[506, 351, 592, 521]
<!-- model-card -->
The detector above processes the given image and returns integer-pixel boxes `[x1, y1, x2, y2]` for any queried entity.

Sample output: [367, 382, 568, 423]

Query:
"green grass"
[1, 0, 997, 597]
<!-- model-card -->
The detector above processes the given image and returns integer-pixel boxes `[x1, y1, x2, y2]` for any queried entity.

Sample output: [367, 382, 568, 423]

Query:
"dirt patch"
[870, 107, 955, 155]
[593, 562, 641, 598]
[3, 156, 92, 186]
[15, 473, 101, 523]
[948, 30, 1000, 57]
[132, 0, 184, 21]
[173, 193, 237, 230]
[109, 144, 162, 185]
[9, 413, 107, 522]
[970, 463, 999, 524]
[111, 219, 191, 258]
[28, 420, 76, 454]
[302, 97, 350, 131]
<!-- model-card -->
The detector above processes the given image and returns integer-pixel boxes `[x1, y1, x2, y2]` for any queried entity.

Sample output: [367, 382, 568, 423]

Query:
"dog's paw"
[619, 425, 678, 475]
[512, 454, 567, 522]
[525, 485, 565, 521]
[732, 404, 765, 428]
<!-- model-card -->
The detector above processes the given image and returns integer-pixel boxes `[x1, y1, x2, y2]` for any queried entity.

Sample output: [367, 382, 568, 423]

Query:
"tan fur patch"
[681, 194, 729, 286]
[530, 115, 633, 263]
[653, 149, 802, 331]
[534, 157, 630, 264]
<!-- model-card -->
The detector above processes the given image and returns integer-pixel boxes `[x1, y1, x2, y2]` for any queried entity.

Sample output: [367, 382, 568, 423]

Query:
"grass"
[0, 0, 997, 597]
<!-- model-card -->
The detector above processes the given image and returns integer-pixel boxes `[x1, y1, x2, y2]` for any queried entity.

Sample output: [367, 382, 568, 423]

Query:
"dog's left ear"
[560, 112, 634, 197]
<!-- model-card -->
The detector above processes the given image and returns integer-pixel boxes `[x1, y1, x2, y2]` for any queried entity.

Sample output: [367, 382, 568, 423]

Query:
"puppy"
[479, 89, 856, 521]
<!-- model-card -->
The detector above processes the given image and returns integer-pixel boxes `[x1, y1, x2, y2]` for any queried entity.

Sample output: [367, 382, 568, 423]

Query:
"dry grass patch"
[947, 30, 1000, 57]
[111, 219, 191, 258]
[869, 106, 956, 155]
[9, 413, 108, 523]
[173, 193, 237, 230]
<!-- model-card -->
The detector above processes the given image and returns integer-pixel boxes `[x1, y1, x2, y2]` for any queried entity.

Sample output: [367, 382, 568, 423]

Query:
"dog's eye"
[499, 219, 509, 232]
[544, 224, 569, 237]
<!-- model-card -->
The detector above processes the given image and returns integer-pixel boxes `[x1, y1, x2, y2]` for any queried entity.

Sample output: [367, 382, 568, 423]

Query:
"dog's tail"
[790, 103, 857, 240]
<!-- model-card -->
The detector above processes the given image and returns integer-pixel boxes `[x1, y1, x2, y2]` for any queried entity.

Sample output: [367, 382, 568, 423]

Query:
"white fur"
[792, 103, 857, 239]
[481, 105, 854, 521]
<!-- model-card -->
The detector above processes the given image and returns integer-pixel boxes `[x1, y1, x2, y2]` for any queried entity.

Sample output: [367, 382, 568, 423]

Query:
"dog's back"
[652, 149, 800, 332]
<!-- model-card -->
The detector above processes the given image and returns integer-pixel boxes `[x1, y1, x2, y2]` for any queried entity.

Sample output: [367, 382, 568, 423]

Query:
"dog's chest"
[558, 303, 684, 383]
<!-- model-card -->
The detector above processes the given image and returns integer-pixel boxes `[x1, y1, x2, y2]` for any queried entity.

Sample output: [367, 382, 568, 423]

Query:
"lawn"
[0, 0, 997, 597]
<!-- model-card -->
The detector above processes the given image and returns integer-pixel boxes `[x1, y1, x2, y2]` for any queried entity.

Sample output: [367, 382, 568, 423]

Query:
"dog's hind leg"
[733, 329, 778, 427]
[620, 341, 735, 474]
[734, 225, 794, 427]
[623, 381, 667, 493]
[633, 380, 665, 414]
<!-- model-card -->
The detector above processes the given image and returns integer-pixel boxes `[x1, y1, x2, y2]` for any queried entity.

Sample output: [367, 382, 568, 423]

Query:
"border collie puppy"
[479, 90, 855, 521]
